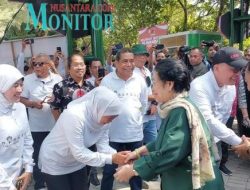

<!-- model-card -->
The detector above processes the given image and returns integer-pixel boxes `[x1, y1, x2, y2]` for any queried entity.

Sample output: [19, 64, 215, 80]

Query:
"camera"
[201, 40, 215, 47]
[24, 39, 34, 44]
[155, 44, 164, 50]
[112, 48, 118, 56]
[179, 46, 191, 54]
[201, 40, 219, 51]
[178, 46, 191, 70]
[112, 43, 123, 56]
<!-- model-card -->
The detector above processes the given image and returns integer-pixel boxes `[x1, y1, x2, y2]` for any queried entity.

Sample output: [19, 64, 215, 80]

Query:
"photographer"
[201, 40, 219, 68]
[86, 58, 105, 89]
[17, 39, 33, 75]
[106, 46, 116, 73]
[188, 47, 209, 79]
[54, 47, 67, 78]
[177, 46, 191, 66]
[147, 44, 166, 71]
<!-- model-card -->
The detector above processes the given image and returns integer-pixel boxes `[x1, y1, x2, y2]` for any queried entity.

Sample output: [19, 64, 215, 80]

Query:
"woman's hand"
[125, 146, 149, 164]
[16, 172, 32, 190]
[114, 164, 136, 182]
[124, 151, 137, 164]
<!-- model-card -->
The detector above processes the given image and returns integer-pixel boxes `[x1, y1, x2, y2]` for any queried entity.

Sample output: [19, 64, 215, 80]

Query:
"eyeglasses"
[33, 62, 45, 67]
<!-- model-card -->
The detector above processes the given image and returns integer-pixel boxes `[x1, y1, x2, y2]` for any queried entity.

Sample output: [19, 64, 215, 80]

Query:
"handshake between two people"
[233, 135, 250, 160]
[111, 150, 139, 165]
[111, 149, 143, 183]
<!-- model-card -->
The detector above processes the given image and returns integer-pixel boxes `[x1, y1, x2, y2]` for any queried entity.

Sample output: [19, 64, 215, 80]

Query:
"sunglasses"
[33, 62, 45, 67]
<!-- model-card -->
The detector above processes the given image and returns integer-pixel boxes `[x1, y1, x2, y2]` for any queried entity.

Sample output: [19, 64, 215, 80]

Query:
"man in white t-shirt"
[100, 48, 148, 190]
[20, 54, 62, 190]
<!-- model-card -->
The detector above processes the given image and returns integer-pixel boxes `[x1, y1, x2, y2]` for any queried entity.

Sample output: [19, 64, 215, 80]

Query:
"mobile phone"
[25, 39, 34, 44]
[112, 48, 117, 56]
[41, 96, 50, 104]
[115, 43, 123, 50]
[56, 47, 62, 53]
[156, 44, 164, 50]
[98, 68, 105, 78]
[81, 46, 87, 51]
[111, 43, 123, 55]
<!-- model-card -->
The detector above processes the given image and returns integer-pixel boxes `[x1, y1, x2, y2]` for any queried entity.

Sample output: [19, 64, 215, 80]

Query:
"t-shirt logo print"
[72, 89, 86, 100]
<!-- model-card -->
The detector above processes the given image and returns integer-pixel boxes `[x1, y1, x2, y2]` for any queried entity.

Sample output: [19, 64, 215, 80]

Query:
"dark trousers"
[220, 117, 234, 165]
[101, 141, 143, 190]
[86, 144, 98, 186]
[32, 132, 49, 190]
[43, 167, 88, 190]
[236, 108, 250, 137]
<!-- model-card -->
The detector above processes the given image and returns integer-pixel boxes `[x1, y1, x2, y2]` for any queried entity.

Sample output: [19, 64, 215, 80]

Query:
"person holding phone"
[20, 54, 62, 190]
[54, 47, 67, 78]
[86, 58, 105, 89]
[85, 58, 106, 186]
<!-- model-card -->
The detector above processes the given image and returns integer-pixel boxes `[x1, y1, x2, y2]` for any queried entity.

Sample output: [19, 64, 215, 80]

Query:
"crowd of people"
[1, 40, 250, 190]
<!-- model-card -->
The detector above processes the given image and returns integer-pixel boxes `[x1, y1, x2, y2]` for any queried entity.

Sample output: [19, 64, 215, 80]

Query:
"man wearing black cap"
[189, 47, 248, 176]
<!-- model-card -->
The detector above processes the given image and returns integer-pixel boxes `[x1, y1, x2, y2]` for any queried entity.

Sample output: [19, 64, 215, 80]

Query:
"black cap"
[212, 47, 248, 70]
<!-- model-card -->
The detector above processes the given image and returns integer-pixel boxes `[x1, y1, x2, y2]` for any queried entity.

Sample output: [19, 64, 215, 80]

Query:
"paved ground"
[28, 152, 250, 190]
[28, 122, 250, 190]
[223, 152, 250, 190]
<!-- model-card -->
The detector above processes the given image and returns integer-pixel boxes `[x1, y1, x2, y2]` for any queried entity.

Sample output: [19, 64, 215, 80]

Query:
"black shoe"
[89, 173, 100, 186]
[219, 164, 232, 176]
[151, 175, 159, 181]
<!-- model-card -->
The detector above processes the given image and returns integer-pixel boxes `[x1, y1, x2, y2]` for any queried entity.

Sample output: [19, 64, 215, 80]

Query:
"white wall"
[0, 34, 68, 66]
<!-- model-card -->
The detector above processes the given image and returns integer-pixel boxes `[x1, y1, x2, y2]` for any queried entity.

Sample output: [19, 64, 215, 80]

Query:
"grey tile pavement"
[28, 152, 250, 190]
[222, 152, 250, 190]
[28, 121, 250, 190]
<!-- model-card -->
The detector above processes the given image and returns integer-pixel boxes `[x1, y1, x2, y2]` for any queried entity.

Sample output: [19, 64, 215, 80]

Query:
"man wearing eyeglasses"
[132, 44, 158, 146]
[20, 54, 62, 190]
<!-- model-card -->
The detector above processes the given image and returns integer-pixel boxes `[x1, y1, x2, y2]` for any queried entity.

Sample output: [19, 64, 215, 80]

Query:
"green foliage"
[0, 1, 59, 41]
[101, 0, 231, 51]
[2, 0, 248, 55]
[243, 37, 250, 50]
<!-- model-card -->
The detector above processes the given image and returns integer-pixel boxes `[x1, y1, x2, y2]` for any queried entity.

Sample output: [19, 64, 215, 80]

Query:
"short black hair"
[89, 57, 101, 67]
[67, 54, 84, 69]
[116, 48, 133, 61]
[190, 47, 204, 56]
[154, 58, 191, 93]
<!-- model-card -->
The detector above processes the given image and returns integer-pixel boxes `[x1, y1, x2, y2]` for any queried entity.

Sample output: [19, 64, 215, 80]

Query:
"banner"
[138, 23, 168, 45]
